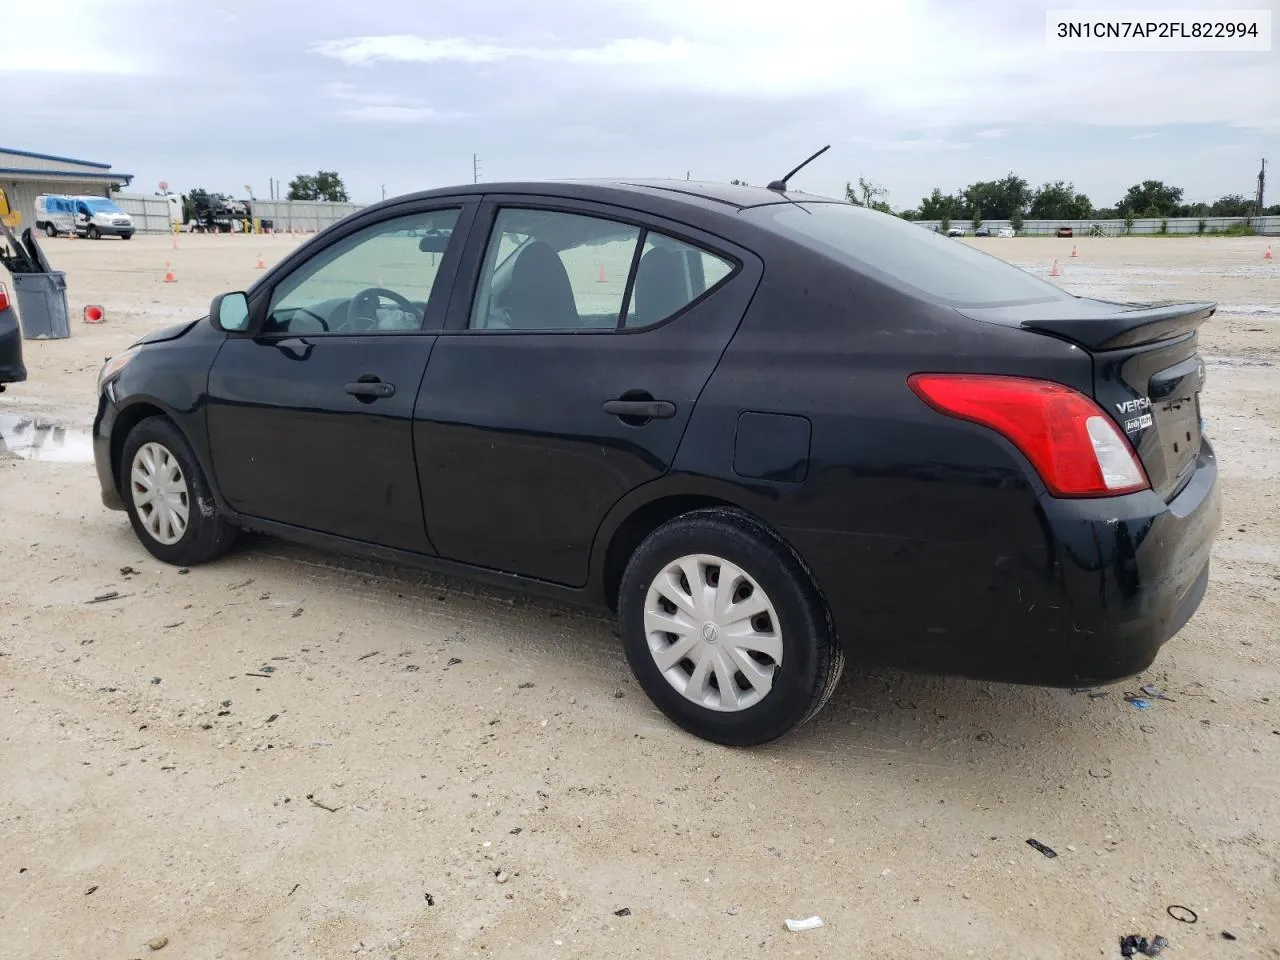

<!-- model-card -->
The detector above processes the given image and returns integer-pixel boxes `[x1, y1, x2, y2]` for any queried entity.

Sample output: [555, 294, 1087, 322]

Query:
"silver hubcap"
[643, 554, 782, 712]
[130, 442, 190, 545]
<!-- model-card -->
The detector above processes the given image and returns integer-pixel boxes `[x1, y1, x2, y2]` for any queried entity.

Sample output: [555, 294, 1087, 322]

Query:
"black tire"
[87, 226, 101, 240]
[44, 223, 58, 238]
[618, 508, 844, 746]
[121, 233, 133, 240]
[119, 416, 237, 566]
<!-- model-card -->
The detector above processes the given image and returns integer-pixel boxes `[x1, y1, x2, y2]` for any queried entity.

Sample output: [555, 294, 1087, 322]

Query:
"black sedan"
[92, 178, 1221, 745]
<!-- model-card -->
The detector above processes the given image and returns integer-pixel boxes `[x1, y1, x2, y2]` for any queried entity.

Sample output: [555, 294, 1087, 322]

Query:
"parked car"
[0, 280, 26, 391]
[73, 197, 134, 239]
[1055, 226, 1074, 238]
[974, 227, 991, 237]
[946, 226, 966, 237]
[34, 194, 78, 237]
[91, 179, 1221, 745]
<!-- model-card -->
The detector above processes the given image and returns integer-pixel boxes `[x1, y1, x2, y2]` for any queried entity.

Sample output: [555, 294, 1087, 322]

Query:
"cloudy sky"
[3, 0, 1276, 209]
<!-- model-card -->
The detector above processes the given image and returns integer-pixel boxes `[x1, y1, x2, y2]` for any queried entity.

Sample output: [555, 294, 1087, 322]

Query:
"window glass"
[266, 208, 460, 334]
[470, 209, 640, 330]
[624, 232, 734, 328]
[744, 202, 1071, 308]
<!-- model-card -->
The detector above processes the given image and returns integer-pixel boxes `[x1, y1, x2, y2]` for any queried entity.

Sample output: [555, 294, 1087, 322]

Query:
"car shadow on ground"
[222, 533, 1132, 775]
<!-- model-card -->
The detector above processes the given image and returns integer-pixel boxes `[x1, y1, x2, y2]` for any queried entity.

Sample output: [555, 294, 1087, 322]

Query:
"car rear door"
[414, 197, 762, 586]
[205, 201, 475, 551]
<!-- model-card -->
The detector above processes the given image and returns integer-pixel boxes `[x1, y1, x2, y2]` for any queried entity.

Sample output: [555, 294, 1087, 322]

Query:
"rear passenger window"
[469, 208, 735, 332]
[624, 233, 733, 328]
[470, 209, 640, 330]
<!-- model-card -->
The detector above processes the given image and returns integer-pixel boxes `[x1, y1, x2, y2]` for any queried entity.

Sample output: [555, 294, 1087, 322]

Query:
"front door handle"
[603, 399, 676, 420]
[345, 379, 395, 398]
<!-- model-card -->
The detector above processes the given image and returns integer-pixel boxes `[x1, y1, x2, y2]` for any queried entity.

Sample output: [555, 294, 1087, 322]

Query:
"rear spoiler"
[1020, 301, 1216, 351]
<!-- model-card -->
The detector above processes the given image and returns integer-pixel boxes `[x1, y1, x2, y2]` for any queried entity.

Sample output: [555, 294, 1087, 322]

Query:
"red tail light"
[908, 374, 1149, 497]
[0, 283, 9, 313]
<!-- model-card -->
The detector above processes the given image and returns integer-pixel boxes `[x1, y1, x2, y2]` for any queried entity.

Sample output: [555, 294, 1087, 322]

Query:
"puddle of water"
[0, 413, 94, 463]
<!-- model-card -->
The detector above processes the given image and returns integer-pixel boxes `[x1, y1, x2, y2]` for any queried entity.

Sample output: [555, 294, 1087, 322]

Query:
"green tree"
[1009, 209, 1024, 233]
[845, 176, 891, 213]
[971, 208, 983, 232]
[288, 171, 350, 202]
[939, 214, 952, 233]
[1209, 194, 1252, 217]
[1120, 180, 1184, 217]
[1029, 181, 1092, 220]
[918, 188, 957, 221]
[729, 178, 749, 186]
[959, 173, 1030, 220]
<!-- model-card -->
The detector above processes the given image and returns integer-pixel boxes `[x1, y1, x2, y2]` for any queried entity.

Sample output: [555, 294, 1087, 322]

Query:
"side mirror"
[210, 291, 251, 332]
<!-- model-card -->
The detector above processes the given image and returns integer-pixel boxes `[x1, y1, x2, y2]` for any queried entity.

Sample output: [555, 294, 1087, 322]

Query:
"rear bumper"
[93, 392, 126, 510]
[789, 438, 1222, 686]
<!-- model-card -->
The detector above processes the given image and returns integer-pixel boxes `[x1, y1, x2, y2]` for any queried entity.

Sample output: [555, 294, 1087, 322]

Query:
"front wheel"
[120, 233, 133, 240]
[618, 509, 844, 746]
[120, 416, 237, 566]
[87, 225, 101, 240]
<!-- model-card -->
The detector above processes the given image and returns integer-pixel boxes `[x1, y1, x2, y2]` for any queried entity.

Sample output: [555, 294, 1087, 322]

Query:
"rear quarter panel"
[671, 255, 1098, 661]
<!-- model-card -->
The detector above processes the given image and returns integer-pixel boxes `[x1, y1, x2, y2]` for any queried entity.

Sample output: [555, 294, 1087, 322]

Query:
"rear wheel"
[618, 509, 844, 746]
[44, 223, 57, 238]
[120, 416, 236, 566]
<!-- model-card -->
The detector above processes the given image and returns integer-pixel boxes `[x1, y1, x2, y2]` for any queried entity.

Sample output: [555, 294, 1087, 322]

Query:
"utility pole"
[473, 153, 482, 184]
[1256, 158, 1266, 218]
[381, 184, 387, 201]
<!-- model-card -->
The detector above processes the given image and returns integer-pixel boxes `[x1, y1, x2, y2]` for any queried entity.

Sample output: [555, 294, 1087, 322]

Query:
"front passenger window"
[265, 208, 460, 335]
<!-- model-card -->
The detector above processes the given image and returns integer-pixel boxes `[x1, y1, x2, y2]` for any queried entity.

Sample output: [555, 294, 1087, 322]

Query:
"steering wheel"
[345, 287, 420, 331]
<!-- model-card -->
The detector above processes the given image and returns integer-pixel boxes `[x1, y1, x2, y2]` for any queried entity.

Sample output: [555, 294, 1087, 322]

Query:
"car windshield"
[745, 202, 1071, 308]
[84, 199, 123, 214]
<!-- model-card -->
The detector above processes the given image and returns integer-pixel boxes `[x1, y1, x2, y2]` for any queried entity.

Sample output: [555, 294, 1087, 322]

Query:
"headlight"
[98, 348, 139, 392]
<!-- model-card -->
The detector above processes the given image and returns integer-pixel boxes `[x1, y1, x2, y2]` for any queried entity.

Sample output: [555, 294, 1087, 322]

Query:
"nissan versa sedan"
[92, 179, 1221, 745]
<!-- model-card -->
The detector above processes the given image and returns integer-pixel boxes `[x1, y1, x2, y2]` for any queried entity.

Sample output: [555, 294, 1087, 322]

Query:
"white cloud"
[974, 129, 1008, 140]
[0, 0, 158, 73]
[1130, 133, 1161, 140]
[320, 82, 468, 123]
[311, 0, 1279, 132]
[849, 136, 972, 153]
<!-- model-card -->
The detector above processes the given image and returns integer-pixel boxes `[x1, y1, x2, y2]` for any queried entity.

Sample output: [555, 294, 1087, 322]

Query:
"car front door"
[205, 202, 473, 551]
[414, 199, 761, 586]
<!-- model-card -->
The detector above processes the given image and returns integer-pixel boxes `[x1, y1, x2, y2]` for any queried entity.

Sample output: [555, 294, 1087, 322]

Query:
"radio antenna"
[766, 145, 831, 192]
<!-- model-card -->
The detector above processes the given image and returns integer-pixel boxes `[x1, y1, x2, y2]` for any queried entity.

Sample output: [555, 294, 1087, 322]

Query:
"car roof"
[386, 179, 844, 214]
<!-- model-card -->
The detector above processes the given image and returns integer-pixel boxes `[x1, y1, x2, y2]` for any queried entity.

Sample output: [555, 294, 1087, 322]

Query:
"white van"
[72, 196, 134, 240]
[34, 195, 79, 237]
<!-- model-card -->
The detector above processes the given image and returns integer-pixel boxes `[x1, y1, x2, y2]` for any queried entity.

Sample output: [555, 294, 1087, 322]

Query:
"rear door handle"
[603, 399, 676, 420]
[345, 380, 395, 398]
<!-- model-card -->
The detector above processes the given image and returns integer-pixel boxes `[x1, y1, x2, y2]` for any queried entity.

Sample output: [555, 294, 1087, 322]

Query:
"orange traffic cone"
[255, 253, 266, 269]
[163, 262, 176, 283]
[1049, 258, 1061, 277]
[1070, 245, 1078, 258]
[1266, 245, 1273, 260]
[597, 264, 607, 283]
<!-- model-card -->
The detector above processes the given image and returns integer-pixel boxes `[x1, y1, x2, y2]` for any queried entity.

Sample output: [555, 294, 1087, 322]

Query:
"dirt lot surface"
[2, 234, 1278, 959]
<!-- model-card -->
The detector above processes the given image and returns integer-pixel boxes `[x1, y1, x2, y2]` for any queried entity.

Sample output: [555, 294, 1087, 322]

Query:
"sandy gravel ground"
[1, 233, 1277, 960]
